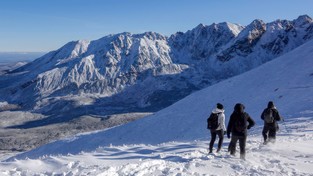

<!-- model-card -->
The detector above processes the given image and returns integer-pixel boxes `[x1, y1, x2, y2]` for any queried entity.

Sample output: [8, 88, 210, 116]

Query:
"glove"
[227, 133, 230, 139]
[224, 131, 227, 135]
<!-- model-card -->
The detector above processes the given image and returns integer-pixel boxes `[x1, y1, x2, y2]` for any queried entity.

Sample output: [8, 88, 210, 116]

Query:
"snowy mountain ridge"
[1, 15, 313, 118]
[8, 31, 313, 162]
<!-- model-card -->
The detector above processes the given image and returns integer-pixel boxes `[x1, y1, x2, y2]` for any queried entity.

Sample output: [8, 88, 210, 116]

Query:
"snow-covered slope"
[0, 33, 186, 110]
[12, 37, 313, 159]
[2, 117, 313, 175]
[1, 15, 312, 117]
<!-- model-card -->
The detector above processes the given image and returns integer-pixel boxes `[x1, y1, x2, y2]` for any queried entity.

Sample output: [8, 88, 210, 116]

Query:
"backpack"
[207, 113, 219, 130]
[234, 115, 246, 132]
[264, 109, 274, 123]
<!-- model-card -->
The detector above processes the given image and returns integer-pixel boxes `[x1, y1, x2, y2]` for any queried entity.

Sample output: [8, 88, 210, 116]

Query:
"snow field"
[0, 116, 312, 176]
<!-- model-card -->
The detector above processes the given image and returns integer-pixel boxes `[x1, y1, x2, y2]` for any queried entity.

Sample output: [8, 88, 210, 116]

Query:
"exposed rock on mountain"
[1, 15, 312, 118]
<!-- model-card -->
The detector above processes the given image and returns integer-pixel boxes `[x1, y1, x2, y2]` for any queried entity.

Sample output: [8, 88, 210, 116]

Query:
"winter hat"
[268, 101, 274, 108]
[234, 103, 245, 113]
[217, 103, 224, 110]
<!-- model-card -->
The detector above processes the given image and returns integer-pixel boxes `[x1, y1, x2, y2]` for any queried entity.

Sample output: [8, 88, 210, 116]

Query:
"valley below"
[0, 110, 151, 153]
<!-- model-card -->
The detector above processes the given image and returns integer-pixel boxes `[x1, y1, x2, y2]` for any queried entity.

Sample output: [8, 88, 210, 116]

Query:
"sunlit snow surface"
[0, 116, 312, 175]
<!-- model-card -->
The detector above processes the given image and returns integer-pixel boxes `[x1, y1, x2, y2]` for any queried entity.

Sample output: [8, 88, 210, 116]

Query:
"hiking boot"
[240, 154, 246, 160]
[269, 138, 276, 143]
[216, 148, 221, 153]
[209, 149, 213, 154]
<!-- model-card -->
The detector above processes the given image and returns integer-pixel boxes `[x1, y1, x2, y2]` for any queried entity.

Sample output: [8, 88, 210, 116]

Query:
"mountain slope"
[1, 33, 185, 109]
[1, 15, 312, 116]
[13, 38, 313, 159]
[2, 117, 313, 175]
[1, 15, 313, 153]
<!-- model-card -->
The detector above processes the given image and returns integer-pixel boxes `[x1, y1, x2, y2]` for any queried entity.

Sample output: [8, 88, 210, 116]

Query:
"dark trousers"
[209, 130, 224, 151]
[229, 135, 246, 156]
[262, 124, 277, 142]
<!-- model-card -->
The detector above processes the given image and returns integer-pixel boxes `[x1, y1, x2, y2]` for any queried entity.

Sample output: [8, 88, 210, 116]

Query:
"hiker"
[261, 101, 281, 144]
[207, 103, 226, 153]
[227, 103, 255, 160]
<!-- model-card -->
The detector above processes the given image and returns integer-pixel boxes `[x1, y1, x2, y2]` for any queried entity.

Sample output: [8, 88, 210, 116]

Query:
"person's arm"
[261, 109, 265, 120]
[220, 113, 227, 132]
[227, 114, 234, 137]
[246, 113, 255, 129]
[274, 109, 281, 121]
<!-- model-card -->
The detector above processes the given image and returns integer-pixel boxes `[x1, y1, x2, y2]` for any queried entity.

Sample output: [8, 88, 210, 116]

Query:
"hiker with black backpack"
[207, 103, 226, 153]
[261, 101, 281, 144]
[227, 103, 255, 160]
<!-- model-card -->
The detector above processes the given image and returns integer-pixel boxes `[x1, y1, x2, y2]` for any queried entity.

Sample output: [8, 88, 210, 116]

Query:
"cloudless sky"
[1, 0, 313, 52]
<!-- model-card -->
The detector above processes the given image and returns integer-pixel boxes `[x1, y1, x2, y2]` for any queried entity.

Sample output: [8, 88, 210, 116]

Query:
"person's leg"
[217, 130, 224, 152]
[209, 130, 217, 153]
[268, 126, 276, 143]
[227, 141, 231, 152]
[239, 136, 247, 160]
[262, 125, 269, 144]
[229, 135, 238, 155]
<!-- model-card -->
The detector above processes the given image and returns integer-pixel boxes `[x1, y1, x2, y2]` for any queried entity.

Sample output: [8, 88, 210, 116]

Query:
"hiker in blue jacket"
[261, 101, 281, 144]
[208, 103, 226, 153]
[227, 103, 255, 160]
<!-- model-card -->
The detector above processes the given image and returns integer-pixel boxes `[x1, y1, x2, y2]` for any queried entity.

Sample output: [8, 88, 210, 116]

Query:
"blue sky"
[1, 0, 313, 52]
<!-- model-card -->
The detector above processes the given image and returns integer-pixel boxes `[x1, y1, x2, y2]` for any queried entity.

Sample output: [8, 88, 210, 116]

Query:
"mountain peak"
[190, 22, 243, 37]
[219, 22, 244, 36]
[293, 14, 313, 27]
[190, 23, 207, 34]
[195, 23, 206, 29]
[132, 31, 166, 41]
[144, 31, 167, 40]
[250, 19, 266, 28]
[234, 19, 266, 41]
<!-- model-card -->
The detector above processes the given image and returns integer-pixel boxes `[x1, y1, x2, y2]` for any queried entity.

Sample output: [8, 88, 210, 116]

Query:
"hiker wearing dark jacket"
[261, 101, 281, 144]
[227, 103, 255, 160]
[209, 103, 226, 153]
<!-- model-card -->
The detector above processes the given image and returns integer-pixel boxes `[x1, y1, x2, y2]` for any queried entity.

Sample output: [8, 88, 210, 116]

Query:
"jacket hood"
[212, 108, 225, 114]
[267, 101, 274, 108]
[234, 103, 245, 113]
